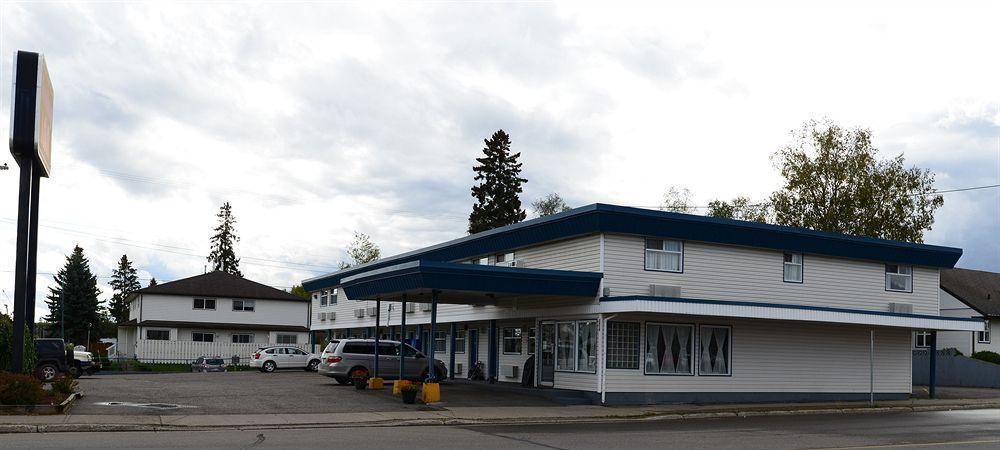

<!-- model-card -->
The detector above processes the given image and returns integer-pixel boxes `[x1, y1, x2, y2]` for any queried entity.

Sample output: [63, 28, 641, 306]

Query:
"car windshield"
[323, 342, 338, 353]
[206, 359, 224, 365]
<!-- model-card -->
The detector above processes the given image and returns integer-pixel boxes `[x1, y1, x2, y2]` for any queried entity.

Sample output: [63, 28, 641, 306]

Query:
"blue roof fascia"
[601, 295, 985, 323]
[341, 260, 603, 300]
[303, 204, 962, 292]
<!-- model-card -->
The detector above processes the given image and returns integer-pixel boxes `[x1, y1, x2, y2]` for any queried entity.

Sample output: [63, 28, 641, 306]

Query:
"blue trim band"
[303, 204, 962, 292]
[600, 295, 985, 323]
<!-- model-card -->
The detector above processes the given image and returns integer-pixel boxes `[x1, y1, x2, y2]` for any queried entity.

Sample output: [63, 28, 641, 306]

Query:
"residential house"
[117, 271, 310, 362]
[928, 268, 998, 354]
[303, 204, 982, 404]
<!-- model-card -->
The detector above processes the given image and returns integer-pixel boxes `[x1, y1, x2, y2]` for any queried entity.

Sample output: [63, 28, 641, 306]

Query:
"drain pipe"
[600, 314, 618, 405]
[869, 328, 875, 405]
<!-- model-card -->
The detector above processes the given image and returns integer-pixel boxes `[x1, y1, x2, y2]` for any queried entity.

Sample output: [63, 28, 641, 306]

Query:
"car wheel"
[262, 361, 276, 373]
[334, 376, 351, 385]
[307, 360, 320, 372]
[38, 364, 58, 382]
[68, 365, 81, 378]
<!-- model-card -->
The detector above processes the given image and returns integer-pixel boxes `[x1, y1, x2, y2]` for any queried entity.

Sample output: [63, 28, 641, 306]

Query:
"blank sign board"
[9, 51, 53, 177]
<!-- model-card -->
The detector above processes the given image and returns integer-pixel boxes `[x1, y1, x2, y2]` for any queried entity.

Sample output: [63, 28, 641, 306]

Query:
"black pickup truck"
[34, 338, 100, 381]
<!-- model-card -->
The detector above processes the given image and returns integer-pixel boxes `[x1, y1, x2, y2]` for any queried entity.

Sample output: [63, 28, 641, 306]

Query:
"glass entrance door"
[539, 322, 555, 386]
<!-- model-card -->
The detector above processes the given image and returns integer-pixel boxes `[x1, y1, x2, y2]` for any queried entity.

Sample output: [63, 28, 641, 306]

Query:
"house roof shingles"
[134, 271, 305, 302]
[941, 268, 1000, 318]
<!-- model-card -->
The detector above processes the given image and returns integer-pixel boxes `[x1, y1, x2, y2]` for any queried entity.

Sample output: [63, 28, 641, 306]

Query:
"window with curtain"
[698, 325, 731, 375]
[454, 329, 466, 353]
[885, 265, 913, 292]
[645, 239, 683, 272]
[783, 253, 803, 283]
[645, 323, 693, 375]
[576, 321, 597, 372]
[556, 322, 576, 371]
[606, 322, 640, 369]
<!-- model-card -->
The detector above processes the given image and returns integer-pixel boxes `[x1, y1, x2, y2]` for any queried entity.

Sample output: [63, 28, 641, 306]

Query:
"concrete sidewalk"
[3, 396, 1000, 433]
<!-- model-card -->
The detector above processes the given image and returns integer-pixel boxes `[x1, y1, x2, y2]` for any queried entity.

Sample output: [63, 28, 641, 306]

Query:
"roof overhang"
[601, 296, 986, 331]
[117, 320, 308, 333]
[303, 204, 963, 293]
[340, 260, 603, 303]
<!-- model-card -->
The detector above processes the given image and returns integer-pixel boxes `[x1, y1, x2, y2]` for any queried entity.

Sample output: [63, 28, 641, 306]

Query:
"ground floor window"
[192, 331, 214, 342]
[434, 331, 447, 352]
[276, 334, 298, 344]
[978, 322, 991, 344]
[645, 323, 694, 375]
[503, 327, 522, 354]
[698, 325, 731, 376]
[232, 333, 253, 343]
[914, 331, 931, 348]
[606, 321, 640, 369]
[556, 320, 598, 373]
[146, 329, 170, 340]
[454, 329, 466, 353]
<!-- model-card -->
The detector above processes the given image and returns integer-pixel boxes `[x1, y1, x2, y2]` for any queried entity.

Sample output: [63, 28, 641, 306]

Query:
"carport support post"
[399, 295, 407, 381]
[449, 322, 456, 380]
[374, 298, 381, 378]
[929, 331, 937, 399]
[488, 319, 498, 383]
[417, 324, 424, 353]
[428, 290, 438, 381]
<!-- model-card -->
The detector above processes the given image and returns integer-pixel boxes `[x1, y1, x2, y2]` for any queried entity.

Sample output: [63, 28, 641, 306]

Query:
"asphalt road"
[5, 408, 1000, 449]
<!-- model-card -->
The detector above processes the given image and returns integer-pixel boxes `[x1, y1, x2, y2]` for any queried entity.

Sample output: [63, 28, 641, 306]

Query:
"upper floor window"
[645, 239, 683, 272]
[471, 257, 489, 265]
[320, 290, 328, 306]
[233, 299, 255, 312]
[495, 252, 516, 266]
[193, 298, 216, 310]
[885, 265, 913, 292]
[783, 253, 803, 283]
[979, 321, 991, 344]
[330, 288, 338, 304]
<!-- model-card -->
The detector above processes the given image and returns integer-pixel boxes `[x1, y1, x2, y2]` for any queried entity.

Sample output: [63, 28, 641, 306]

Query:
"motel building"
[302, 204, 983, 404]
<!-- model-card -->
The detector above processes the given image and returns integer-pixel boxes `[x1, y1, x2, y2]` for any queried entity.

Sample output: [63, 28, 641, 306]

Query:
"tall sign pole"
[9, 50, 54, 373]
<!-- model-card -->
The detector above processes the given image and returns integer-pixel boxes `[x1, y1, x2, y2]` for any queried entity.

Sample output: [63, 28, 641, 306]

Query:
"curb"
[2, 402, 999, 434]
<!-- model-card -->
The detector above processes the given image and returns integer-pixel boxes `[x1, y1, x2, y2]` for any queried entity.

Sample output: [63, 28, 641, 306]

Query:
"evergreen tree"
[469, 130, 528, 234]
[108, 254, 141, 324]
[208, 202, 242, 276]
[44, 245, 102, 343]
[148, 277, 157, 287]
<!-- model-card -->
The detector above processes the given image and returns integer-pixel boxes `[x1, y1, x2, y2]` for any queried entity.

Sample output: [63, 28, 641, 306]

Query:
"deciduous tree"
[531, 193, 571, 217]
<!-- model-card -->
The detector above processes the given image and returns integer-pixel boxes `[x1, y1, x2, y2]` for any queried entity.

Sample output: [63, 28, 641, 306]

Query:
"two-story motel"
[302, 204, 983, 404]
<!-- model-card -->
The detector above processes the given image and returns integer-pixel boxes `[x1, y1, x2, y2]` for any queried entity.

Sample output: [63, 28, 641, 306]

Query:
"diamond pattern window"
[645, 323, 694, 375]
[698, 325, 731, 376]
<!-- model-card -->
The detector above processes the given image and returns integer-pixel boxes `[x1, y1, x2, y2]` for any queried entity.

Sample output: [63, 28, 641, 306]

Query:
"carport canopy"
[340, 260, 603, 303]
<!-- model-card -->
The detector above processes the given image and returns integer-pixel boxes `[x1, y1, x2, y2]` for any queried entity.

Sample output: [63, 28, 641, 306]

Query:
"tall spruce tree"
[148, 277, 157, 287]
[44, 245, 102, 343]
[468, 130, 528, 234]
[108, 254, 141, 324]
[208, 202, 242, 276]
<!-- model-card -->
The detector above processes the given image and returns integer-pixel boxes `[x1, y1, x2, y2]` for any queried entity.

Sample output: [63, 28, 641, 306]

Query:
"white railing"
[133, 339, 265, 363]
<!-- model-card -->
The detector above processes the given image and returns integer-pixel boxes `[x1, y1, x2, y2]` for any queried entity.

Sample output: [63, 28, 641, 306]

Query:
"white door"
[289, 348, 308, 367]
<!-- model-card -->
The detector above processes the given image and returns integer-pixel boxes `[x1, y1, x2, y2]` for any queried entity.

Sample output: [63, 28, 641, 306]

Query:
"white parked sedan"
[252, 346, 321, 373]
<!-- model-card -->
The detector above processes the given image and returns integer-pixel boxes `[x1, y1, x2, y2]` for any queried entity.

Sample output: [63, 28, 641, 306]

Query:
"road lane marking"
[812, 438, 1000, 449]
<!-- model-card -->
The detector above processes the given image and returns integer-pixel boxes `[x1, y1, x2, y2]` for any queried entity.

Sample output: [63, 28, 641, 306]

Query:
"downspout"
[869, 328, 874, 405]
[600, 313, 618, 405]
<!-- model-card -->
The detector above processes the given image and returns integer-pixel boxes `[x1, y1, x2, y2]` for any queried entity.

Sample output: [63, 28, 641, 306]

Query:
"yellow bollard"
[392, 379, 410, 395]
[368, 377, 384, 389]
[420, 382, 441, 403]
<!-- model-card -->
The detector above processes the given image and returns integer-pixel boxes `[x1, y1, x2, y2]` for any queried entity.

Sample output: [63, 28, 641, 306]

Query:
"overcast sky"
[1, 1, 997, 319]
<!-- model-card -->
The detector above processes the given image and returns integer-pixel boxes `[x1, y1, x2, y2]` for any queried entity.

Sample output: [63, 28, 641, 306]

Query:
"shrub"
[0, 371, 48, 405]
[972, 351, 1000, 365]
[51, 375, 78, 398]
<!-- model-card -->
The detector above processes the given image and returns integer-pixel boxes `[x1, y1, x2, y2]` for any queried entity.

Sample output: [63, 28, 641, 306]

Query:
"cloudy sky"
[0, 1, 997, 319]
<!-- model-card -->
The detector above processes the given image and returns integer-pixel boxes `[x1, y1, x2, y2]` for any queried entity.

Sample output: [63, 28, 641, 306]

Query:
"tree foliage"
[707, 197, 771, 223]
[44, 245, 102, 344]
[148, 277, 157, 287]
[770, 119, 943, 242]
[208, 202, 242, 276]
[288, 285, 311, 300]
[468, 130, 528, 234]
[108, 254, 141, 324]
[660, 186, 695, 213]
[338, 232, 382, 270]
[531, 193, 571, 217]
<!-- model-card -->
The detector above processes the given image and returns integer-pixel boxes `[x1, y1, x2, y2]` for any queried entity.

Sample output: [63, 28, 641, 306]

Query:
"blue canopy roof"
[304, 203, 963, 293]
[340, 260, 603, 302]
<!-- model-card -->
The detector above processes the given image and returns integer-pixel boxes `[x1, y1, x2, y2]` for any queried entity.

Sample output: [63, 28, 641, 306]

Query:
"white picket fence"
[133, 339, 266, 364]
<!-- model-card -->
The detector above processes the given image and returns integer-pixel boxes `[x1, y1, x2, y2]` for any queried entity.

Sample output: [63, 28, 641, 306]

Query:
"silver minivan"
[318, 339, 448, 385]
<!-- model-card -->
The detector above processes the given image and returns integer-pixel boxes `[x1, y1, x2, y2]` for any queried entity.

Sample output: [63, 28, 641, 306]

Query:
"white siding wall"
[603, 234, 940, 315]
[935, 289, 978, 353]
[139, 294, 308, 327]
[604, 315, 911, 394]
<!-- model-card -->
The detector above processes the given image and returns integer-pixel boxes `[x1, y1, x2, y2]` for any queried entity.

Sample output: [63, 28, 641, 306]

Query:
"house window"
[495, 252, 515, 265]
[192, 332, 214, 342]
[193, 298, 216, 310]
[454, 329, 466, 353]
[885, 265, 913, 292]
[503, 327, 522, 354]
[233, 299, 255, 312]
[606, 321, 640, 370]
[320, 290, 328, 306]
[528, 327, 536, 355]
[330, 288, 338, 304]
[556, 320, 598, 373]
[645, 323, 694, 375]
[914, 331, 931, 348]
[434, 331, 447, 352]
[978, 322, 991, 344]
[645, 239, 683, 272]
[698, 325, 731, 376]
[146, 329, 170, 340]
[232, 333, 253, 343]
[783, 253, 803, 283]
[471, 257, 490, 265]
[276, 334, 298, 344]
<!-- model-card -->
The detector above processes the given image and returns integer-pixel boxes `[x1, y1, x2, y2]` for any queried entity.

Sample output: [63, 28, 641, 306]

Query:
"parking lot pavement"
[74, 371, 411, 415]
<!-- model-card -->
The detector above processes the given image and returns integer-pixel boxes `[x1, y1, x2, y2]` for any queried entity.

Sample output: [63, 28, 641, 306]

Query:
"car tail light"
[326, 356, 341, 364]
[254, 352, 260, 359]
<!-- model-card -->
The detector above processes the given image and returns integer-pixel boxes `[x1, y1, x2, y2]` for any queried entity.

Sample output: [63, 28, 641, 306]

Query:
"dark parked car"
[33, 338, 101, 381]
